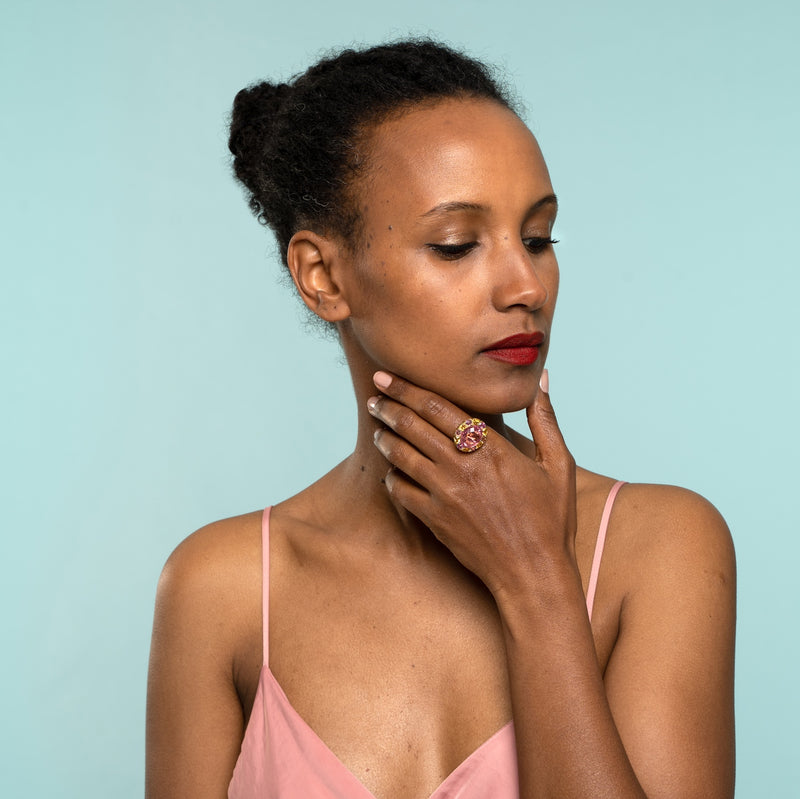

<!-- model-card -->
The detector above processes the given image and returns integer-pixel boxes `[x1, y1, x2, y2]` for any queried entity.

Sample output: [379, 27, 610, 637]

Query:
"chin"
[450, 386, 540, 419]
[375, 358, 542, 417]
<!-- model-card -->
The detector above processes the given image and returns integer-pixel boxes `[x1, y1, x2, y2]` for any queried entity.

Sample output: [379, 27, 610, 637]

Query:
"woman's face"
[340, 97, 559, 416]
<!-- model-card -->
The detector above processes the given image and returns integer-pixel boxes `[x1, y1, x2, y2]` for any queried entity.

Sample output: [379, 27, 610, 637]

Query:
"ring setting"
[453, 418, 488, 453]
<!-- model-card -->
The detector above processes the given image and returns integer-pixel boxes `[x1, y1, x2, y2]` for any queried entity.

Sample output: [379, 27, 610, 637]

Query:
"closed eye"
[428, 237, 558, 260]
[523, 237, 559, 254]
[427, 242, 477, 260]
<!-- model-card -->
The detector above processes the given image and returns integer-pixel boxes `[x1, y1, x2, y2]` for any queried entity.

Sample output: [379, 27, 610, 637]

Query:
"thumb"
[526, 369, 568, 463]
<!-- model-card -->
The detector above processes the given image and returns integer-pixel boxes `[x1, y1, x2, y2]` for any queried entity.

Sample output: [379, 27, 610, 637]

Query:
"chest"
[241, 561, 513, 798]
[233, 502, 621, 799]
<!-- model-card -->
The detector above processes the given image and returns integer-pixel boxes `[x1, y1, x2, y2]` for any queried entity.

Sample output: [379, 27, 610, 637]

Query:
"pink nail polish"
[373, 371, 392, 389]
[539, 368, 549, 394]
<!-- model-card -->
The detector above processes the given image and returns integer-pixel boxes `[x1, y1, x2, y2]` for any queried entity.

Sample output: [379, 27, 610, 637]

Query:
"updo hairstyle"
[228, 40, 514, 265]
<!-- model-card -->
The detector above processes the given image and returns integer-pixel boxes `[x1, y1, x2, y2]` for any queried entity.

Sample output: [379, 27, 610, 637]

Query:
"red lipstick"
[482, 332, 545, 365]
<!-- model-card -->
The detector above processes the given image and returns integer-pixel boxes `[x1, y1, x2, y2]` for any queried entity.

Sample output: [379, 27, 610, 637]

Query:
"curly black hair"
[228, 40, 514, 266]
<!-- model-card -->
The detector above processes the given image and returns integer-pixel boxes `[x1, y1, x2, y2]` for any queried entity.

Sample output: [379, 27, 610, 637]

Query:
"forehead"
[359, 98, 552, 215]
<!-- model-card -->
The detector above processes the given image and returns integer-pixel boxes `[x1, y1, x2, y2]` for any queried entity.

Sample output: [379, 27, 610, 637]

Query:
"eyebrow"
[420, 193, 558, 219]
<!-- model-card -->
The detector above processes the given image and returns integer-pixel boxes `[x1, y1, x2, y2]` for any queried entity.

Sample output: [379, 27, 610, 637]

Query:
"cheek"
[348, 285, 443, 346]
[348, 249, 446, 323]
[344, 268, 462, 374]
[347, 248, 396, 310]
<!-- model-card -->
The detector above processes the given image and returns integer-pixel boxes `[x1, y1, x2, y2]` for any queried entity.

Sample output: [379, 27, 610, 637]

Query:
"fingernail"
[373, 429, 388, 455]
[367, 396, 379, 412]
[373, 371, 392, 390]
[539, 368, 550, 394]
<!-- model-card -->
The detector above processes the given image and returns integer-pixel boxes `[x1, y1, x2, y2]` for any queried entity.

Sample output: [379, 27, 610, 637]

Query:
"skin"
[146, 98, 736, 799]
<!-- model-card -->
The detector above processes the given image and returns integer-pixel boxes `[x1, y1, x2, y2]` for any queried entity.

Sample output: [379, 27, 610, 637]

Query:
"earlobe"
[286, 231, 352, 322]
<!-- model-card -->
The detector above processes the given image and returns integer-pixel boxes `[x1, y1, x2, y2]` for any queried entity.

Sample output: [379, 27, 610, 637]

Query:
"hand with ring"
[366, 368, 577, 600]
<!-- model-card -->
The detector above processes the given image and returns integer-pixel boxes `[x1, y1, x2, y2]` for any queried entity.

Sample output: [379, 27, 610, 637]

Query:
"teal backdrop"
[2, 0, 797, 795]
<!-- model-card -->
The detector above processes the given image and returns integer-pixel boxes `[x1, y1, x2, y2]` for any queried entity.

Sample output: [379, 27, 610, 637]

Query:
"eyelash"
[428, 238, 559, 260]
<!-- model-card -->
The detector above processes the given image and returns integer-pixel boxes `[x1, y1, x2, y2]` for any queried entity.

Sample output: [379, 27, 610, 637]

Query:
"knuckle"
[540, 405, 558, 424]
[480, 445, 503, 471]
[393, 408, 416, 433]
[457, 456, 486, 487]
[422, 395, 448, 419]
[559, 452, 576, 478]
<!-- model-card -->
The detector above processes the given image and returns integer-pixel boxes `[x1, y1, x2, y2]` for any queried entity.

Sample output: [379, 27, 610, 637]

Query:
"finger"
[526, 369, 570, 465]
[372, 371, 469, 440]
[372, 427, 438, 486]
[383, 468, 433, 525]
[368, 394, 452, 462]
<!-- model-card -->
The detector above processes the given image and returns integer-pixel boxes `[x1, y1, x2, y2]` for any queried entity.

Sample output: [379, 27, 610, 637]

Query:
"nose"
[490, 240, 553, 312]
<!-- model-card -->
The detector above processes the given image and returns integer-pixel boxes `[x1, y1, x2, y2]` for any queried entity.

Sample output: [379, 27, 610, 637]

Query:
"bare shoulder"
[160, 511, 263, 587]
[153, 511, 263, 654]
[146, 514, 264, 798]
[576, 470, 736, 640]
[594, 482, 736, 796]
[610, 482, 735, 585]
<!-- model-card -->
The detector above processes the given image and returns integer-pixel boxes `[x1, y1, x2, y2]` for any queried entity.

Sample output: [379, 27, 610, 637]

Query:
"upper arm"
[145, 524, 254, 799]
[603, 486, 736, 799]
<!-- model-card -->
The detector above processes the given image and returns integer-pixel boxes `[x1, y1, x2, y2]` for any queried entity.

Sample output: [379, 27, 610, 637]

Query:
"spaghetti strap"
[586, 481, 625, 621]
[261, 507, 272, 666]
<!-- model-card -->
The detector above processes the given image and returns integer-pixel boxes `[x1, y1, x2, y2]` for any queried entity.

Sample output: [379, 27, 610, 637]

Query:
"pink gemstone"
[456, 420, 486, 452]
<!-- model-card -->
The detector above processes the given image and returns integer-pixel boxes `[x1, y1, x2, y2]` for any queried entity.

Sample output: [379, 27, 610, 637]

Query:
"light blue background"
[2, 0, 797, 795]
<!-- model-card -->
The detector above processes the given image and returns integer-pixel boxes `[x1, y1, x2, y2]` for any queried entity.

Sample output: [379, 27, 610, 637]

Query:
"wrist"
[491, 550, 586, 638]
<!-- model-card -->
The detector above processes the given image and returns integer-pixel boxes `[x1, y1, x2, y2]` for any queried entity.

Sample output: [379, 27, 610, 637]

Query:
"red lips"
[482, 332, 545, 365]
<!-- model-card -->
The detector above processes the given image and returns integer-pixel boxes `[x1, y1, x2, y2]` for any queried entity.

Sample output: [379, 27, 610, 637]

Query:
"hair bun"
[228, 39, 511, 291]
[228, 82, 292, 195]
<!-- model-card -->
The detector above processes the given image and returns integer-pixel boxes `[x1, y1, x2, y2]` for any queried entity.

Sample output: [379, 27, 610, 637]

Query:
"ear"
[286, 230, 351, 323]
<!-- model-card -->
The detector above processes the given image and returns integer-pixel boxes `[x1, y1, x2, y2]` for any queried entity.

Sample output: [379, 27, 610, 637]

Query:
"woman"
[145, 41, 735, 799]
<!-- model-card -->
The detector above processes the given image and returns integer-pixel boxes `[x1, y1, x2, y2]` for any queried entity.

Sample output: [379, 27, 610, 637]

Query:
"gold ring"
[452, 418, 488, 453]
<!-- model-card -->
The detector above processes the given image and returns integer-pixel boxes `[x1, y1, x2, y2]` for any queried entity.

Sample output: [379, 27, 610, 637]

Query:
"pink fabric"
[229, 482, 625, 798]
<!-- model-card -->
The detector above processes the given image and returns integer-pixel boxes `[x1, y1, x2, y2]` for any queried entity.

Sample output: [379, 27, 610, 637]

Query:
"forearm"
[496, 558, 647, 799]
[362, 372, 733, 796]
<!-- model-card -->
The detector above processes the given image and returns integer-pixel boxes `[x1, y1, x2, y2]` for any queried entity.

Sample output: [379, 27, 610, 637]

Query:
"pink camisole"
[228, 480, 626, 798]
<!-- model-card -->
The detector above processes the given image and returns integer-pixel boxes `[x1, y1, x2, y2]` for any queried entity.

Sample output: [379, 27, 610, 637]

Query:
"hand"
[367, 369, 578, 599]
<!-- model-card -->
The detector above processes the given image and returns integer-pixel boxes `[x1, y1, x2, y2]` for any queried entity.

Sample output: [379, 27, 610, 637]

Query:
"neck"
[328, 331, 515, 554]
